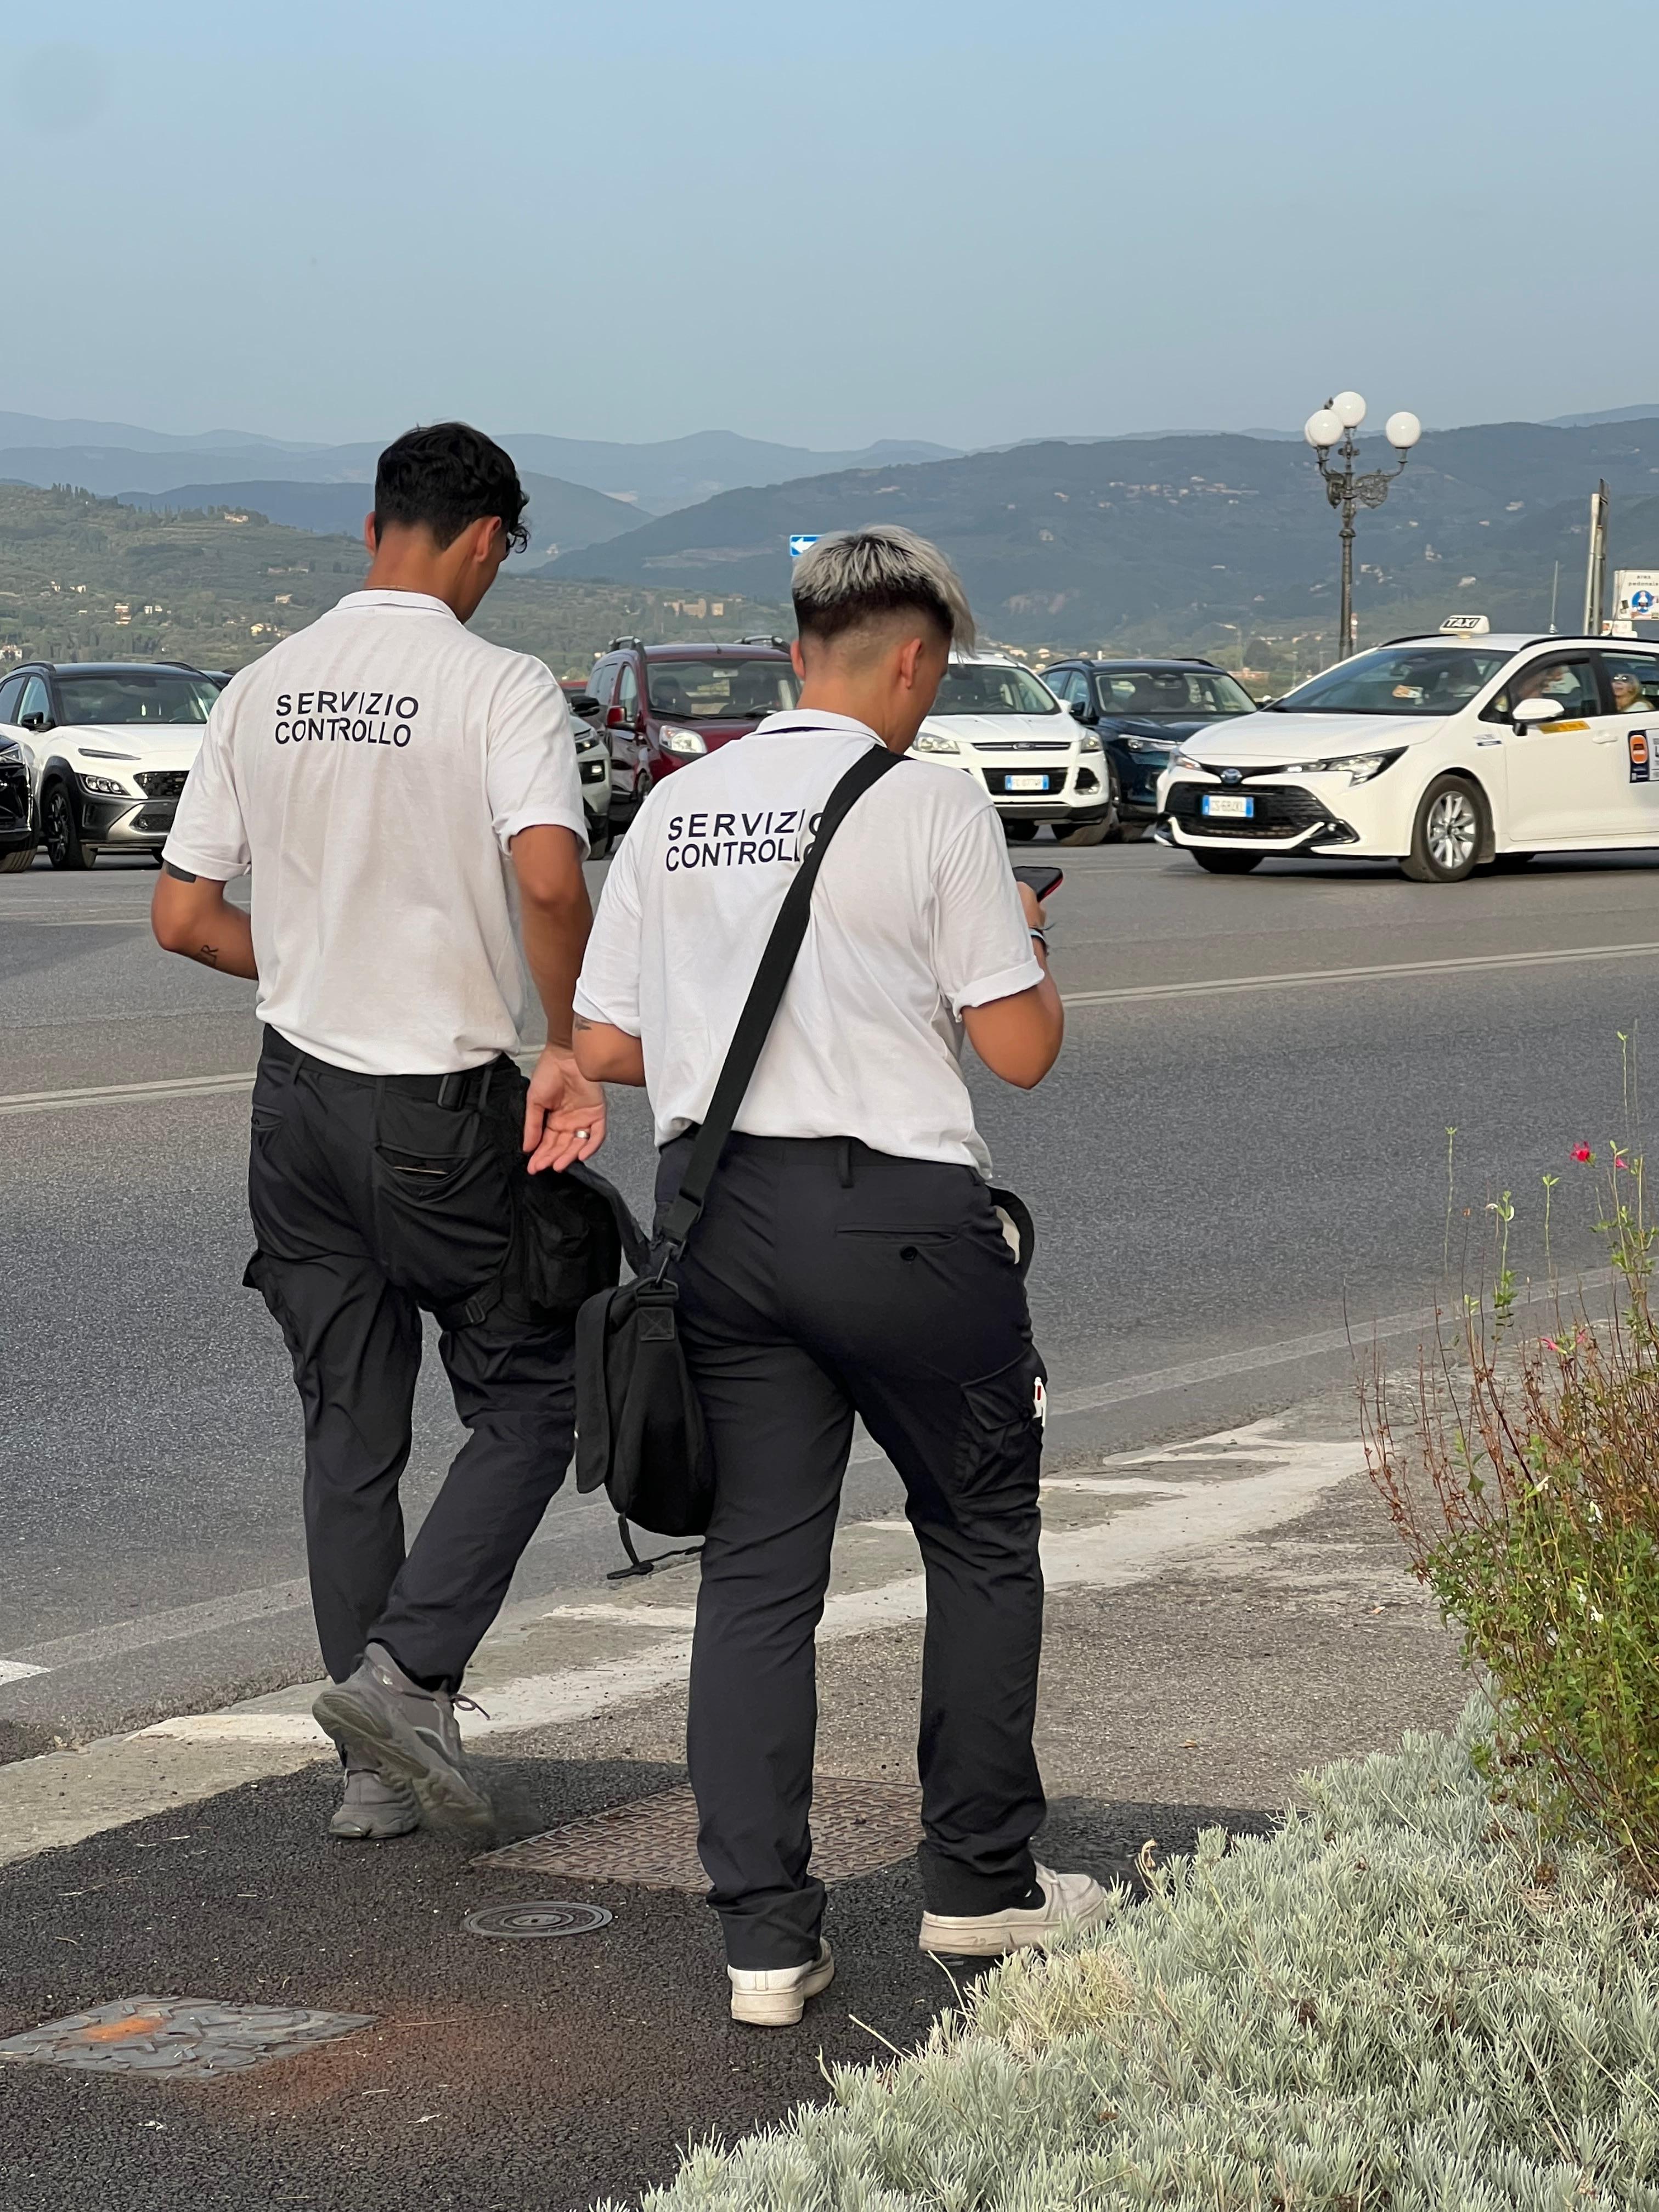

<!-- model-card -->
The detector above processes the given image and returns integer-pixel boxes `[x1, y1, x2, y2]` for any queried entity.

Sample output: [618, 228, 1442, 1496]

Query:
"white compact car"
[913, 653, 1118, 844]
[0, 661, 221, 870]
[1156, 628, 1659, 882]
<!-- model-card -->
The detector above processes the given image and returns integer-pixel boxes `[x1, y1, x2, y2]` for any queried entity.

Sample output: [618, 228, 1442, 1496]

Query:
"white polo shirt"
[574, 710, 1042, 1176]
[165, 590, 588, 1075]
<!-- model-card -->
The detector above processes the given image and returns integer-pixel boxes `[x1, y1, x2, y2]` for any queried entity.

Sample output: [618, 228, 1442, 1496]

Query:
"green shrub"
[600, 1707, 1659, 2211]
[1367, 1144, 1659, 1889]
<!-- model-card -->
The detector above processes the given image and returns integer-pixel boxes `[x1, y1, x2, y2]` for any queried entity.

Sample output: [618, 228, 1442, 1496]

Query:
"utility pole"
[1583, 481, 1610, 635]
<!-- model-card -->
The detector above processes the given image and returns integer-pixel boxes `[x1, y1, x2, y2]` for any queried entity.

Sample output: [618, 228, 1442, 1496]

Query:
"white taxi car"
[912, 652, 1118, 844]
[1156, 626, 1659, 881]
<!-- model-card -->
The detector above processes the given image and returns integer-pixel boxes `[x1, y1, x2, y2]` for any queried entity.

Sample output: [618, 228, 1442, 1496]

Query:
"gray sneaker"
[313, 1643, 494, 1831]
[329, 1753, 420, 1841]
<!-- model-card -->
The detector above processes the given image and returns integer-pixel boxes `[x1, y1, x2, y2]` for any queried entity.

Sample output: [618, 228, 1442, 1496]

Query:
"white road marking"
[1063, 939, 1659, 1007]
[0, 1071, 257, 1115]
[0, 1661, 47, 1685]
[6, 939, 1656, 1119]
[131, 1423, 1361, 1754]
[1, 1267, 1603, 1686]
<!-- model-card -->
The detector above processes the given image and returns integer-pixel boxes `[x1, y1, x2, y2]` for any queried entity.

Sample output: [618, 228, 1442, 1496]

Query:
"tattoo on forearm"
[163, 861, 198, 882]
[196, 943, 219, 969]
[573, 1014, 593, 1032]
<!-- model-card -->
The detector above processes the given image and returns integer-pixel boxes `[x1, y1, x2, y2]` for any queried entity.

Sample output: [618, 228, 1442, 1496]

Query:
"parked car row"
[10, 624, 1659, 890]
[0, 659, 612, 870]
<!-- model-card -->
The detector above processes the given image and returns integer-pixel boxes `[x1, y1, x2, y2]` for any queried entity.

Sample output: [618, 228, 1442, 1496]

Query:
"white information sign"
[1613, 569, 1659, 621]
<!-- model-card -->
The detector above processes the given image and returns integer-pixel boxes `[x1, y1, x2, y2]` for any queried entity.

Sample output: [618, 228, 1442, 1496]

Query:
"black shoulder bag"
[574, 744, 904, 1551]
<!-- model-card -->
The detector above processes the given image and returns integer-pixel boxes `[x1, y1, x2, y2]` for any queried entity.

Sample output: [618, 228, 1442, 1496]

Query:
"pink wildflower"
[1572, 1144, 1593, 1163]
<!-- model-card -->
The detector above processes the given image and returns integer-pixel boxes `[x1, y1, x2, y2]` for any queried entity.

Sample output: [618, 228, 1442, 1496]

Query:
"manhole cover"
[462, 1900, 613, 1939]
[476, 1776, 922, 1893]
[0, 1997, 374, 2079]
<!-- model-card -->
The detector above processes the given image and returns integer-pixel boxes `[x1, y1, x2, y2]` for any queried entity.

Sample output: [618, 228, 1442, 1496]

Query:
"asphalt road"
[3, 838, 1656, 1754]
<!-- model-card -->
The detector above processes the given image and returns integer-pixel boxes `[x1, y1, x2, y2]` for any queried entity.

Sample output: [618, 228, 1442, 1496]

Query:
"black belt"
[262, 1027, 515, 1110]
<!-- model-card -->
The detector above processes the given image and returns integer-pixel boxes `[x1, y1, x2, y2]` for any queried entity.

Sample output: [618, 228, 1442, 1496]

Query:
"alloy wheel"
[1425, 788, 1477, 873]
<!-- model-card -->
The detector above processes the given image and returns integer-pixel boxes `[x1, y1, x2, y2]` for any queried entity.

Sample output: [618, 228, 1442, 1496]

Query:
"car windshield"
[930, 663, 1062, 715]
[55, 671, 220, 725]
[1097, 668, 1256, 718]
[646, 658, 802, 720]
[1271, 646, 1511, 716]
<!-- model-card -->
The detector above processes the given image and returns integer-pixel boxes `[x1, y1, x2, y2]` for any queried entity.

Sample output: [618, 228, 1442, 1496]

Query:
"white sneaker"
[727, 1940, 836, 2027]
[919, 1864, 1108, 1956]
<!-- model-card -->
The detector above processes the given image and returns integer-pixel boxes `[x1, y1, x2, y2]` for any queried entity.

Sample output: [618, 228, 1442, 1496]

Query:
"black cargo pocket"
[951, 1347, 1047, 1504]
[243, 1250, 306, 1379]
[370, 1133, 511, 1308]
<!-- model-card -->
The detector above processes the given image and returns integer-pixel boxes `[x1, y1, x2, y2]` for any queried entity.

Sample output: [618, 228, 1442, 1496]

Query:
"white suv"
[1157, 629, 1659, 882]
[912, 653, 1117, 844]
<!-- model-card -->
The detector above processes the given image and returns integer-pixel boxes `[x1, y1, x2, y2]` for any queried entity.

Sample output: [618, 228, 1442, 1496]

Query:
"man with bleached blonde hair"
[573, 524, 1105, 2027]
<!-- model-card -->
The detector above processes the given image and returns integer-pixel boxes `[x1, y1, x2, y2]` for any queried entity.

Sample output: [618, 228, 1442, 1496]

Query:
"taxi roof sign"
[1439, 613, 1491, 634]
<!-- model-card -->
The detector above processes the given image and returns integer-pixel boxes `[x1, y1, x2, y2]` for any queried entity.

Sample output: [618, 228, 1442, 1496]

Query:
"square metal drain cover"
[477, 1775, 922, 1892]
[0, 1997, 374, 2079]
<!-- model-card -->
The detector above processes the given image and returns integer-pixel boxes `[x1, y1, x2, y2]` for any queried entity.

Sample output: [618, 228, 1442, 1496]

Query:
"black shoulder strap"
[655, 743, 903, 1260]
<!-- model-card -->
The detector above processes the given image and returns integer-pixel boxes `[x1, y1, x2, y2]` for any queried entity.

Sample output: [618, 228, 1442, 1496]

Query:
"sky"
[4, 0, 1652, 453]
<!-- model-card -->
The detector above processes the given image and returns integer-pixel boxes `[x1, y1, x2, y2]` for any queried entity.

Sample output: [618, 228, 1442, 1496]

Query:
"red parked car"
[585, 637, 800, 828]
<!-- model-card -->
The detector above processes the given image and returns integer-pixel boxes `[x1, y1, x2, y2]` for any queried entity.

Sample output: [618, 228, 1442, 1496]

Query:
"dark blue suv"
[1040, 658, 1259, 830]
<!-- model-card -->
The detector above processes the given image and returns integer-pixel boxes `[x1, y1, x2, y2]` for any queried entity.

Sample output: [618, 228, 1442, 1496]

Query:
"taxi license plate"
[1202, 793, 1253, 819]
[1006, 774, 1049, 792]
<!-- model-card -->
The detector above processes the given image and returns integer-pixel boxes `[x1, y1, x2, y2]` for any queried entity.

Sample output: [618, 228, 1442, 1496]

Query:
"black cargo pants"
[657, 1130, 1048, 1970]
[246, 1028, 575, 1691]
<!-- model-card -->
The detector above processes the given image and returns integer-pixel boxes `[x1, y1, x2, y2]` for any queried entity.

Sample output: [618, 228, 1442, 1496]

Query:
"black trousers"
[246, 1029, 575, 1691]
[657, 1131, 1048, 1969]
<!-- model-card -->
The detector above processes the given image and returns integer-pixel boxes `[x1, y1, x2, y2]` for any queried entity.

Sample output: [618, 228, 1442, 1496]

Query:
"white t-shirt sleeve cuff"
[496, 804, 589, 856]
[950, 953, 1045, 1014]
[160, 833, 247, 882]
[572, 984, 640, 1034]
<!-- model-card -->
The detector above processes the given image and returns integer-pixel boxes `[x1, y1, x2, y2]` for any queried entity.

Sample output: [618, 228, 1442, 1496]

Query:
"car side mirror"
[1068, 699, 1090, 721]
[19, 711, 49, 733]
[604, 704, 628, 730]
[568, 694, 600, 719]
[1511, 696, 1559, 729]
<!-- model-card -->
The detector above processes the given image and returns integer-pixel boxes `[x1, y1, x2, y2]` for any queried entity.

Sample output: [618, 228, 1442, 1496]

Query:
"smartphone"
[1012, 865, 1064, 902]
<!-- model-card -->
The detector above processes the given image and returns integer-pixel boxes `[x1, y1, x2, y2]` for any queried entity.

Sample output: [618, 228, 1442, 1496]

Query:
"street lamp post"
[1304, 392, 1422, 659]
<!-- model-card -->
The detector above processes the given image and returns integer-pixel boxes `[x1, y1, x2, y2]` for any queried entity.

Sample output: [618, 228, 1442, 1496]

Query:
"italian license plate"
[1202, 792, 1253, 819]
[1006, 773, 1049, 792]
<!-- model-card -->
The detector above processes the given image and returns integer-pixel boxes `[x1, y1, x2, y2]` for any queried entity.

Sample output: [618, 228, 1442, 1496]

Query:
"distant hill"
[0, 483, 789, 678]
[119, 471, 649, 556]
[0, 424, 961, 515]
[1546, 405, 1659, 428]
[0, 410, 313, 455]
[551, 417, 1659, 658]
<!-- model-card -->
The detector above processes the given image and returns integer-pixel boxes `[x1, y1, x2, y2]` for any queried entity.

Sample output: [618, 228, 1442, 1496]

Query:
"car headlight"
[1124, 735, 1170, 754]
[1282, 750, 1403, 785]
[913, 730, 960, 754]
[1169, 748, 1206, 771]
[78, 774, 127, 795]
[1076, 731, 1104, 753]
[658, 725, 708, 758]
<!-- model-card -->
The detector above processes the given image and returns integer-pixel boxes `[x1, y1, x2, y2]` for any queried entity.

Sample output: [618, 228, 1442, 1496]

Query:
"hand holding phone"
[1012, 866, 1064, 902]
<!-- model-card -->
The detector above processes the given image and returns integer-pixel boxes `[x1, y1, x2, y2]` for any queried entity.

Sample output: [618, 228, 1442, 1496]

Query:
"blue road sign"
[1634, 588, 1656, 616]
[789, 534, 820, 559]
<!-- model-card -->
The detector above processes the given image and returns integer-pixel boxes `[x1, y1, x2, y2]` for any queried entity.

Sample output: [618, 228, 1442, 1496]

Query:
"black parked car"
[1039, 658, 1259, 830]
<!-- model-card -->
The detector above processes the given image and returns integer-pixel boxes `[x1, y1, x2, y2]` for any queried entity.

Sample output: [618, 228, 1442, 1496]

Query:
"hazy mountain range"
[549, 416, 1659, 647]
[7, 404, 1659, 653]
[0, 413, 960, 537]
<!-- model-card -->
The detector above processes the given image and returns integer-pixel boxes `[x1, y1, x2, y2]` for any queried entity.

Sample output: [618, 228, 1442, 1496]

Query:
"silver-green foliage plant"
[600, 1706, 1659, 2212]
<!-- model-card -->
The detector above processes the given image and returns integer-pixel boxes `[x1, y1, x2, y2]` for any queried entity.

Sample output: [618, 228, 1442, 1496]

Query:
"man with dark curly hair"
[154, 421, 603, 1842]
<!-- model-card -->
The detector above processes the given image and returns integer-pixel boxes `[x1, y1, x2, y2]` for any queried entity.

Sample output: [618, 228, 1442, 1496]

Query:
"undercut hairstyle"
[373, 421, 530, 554]
[792, 526, 975, 653]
